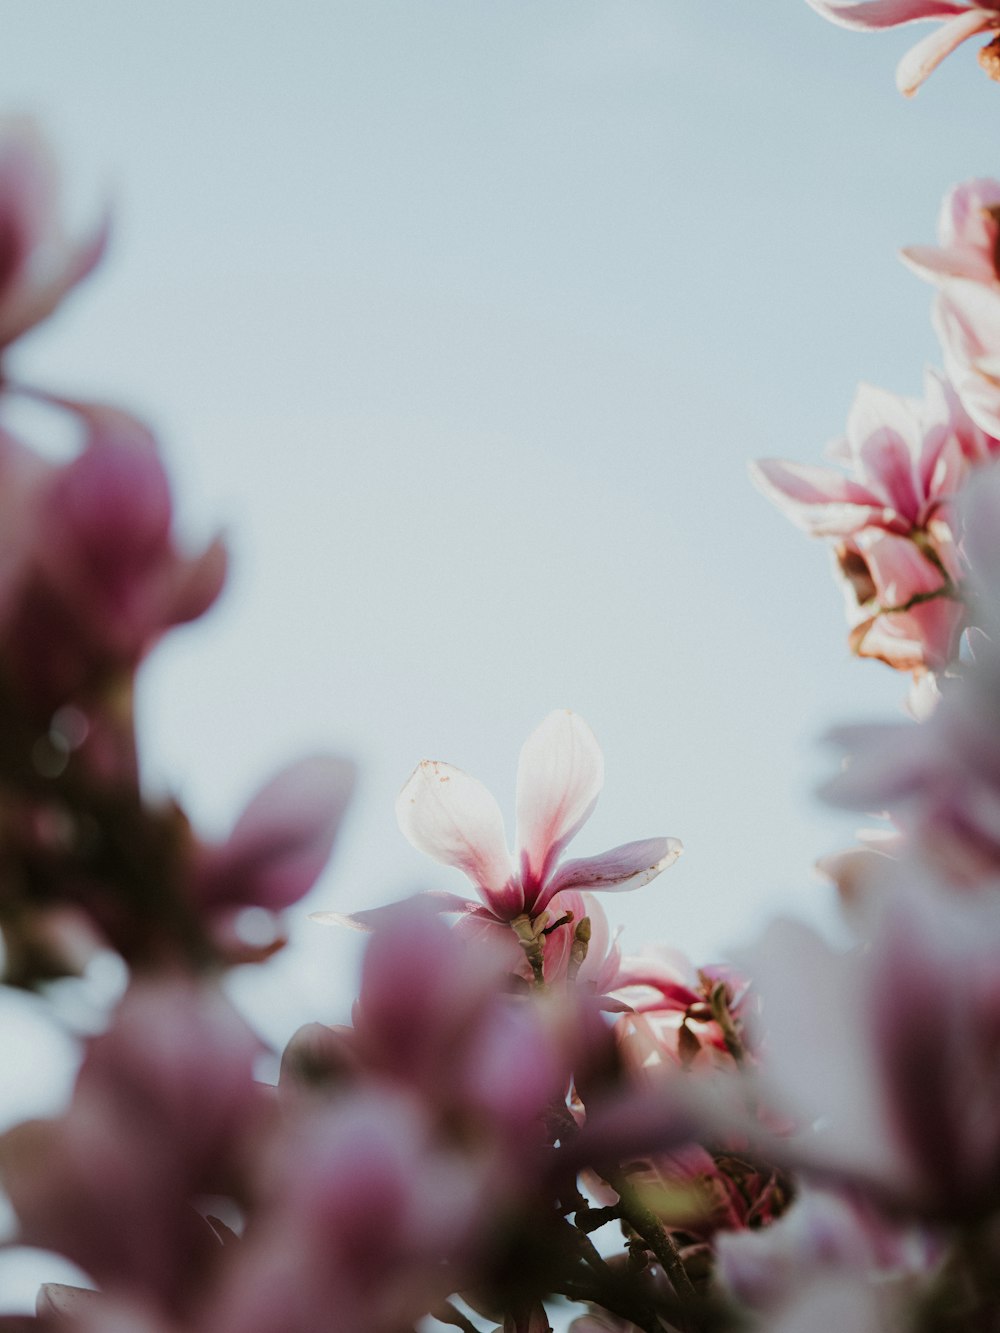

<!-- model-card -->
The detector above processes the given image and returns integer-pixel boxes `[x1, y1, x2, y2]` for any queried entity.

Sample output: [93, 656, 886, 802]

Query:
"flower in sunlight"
[394, 709, 682, 924]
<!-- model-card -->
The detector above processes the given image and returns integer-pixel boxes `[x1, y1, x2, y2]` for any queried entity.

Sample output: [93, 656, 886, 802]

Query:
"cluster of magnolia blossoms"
[752, 175, 1000, 696]
[8, 26, 1000, 1332]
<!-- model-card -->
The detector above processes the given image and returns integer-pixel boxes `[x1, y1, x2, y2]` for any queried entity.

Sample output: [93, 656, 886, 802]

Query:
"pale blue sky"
[0, 0, 995, 1180]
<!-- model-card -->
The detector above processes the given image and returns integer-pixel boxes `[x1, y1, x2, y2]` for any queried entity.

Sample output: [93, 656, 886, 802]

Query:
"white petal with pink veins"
[543, 836, 683, 908]
[396, 760, 514, 897]
[514, 710, 604, 885]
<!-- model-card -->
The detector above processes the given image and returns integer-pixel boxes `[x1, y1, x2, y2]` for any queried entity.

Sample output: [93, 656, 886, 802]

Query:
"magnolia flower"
[752, 373, 976, 672]
[395, 710, 681, 924]
[805, 1, 1000, 96]
[715, 1185, 938, 1317]
[0, 402, 227, 739]
[751, 373, 979, 541]
[902, 177, 1000, 285]
[207, 1088, 494, 1333]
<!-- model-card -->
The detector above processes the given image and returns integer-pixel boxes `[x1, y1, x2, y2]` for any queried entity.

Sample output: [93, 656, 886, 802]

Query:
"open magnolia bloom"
[805, 1, 1000, 96]
[395, 710, 682, 924]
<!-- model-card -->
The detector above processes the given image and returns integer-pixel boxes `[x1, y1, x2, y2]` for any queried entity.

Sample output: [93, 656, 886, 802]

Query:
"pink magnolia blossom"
[822, 463, 1000, 879]
[611, 947, 750, 1071]
[833, 525, 967, 670]
[752, 373, 976, 671]
[0, 403, 226, 745]
[449, 888, 624, 994]
[395, 710, 682, 924]
[902, 177, 1000, 285]
[344, 900, 571, 1149]
[805, 0, 1000, 96]
[751, 373, 978, 541]
[0, 118, 108, 351]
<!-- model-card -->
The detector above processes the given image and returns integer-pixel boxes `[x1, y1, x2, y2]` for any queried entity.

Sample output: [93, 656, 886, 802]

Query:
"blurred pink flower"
[0, 978, 266, 1317]
[834, 526, 967, 670]
[743, 886, 1000, 1217]
[395, 710, 681, 923]
[193, 753, 356, 962]
[207, 1088, 494, 1333]
[0, 403, 226, 741]
[805, 0, 1000, 95]
[902, 177, 1000, 285]
[823, 461, 1000, 880]
[348, 900, 571, 1148]
[0, 118, 107, 351]
[752, 373, 977, 540]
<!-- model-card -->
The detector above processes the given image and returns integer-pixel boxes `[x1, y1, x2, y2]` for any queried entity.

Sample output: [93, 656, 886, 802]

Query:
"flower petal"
[515, 710, 605, 885]
[204, 754, 356, 911]
[896, 7, 998, 95]
[542, 836, 683, 908]
[396, 759, 514, 900]
[805, 0, 970, 29]
[749, 458, 888, 536]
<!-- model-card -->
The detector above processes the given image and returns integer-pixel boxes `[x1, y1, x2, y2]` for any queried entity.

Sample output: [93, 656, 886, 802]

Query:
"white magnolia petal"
[542, 836, 683, 908]
[896, 8, 997, 96]
[514, 710, 604, 883]
[396, 760, 513, 895]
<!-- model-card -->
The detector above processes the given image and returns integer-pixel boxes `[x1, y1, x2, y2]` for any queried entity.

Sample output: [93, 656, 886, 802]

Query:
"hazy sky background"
[0, 0, 996, 1305]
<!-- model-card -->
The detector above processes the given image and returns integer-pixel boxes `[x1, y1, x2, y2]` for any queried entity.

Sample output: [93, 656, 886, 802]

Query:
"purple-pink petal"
[542, 836, 682, 908]
[204, 754, 356, 912]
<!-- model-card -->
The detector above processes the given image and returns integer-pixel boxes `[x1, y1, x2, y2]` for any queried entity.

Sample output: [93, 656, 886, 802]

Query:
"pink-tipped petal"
[311, 891, 483, 931]
[515, 710, 604, 884]
[749, 459, 887, 536]
[542, 836, 683, 908]
[896, 7, 998, 95]
[396, 759, 514, 898]
[806, 0, 970, 29]
[900, 242, 996, 283]
[846, 383, 923, 522]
